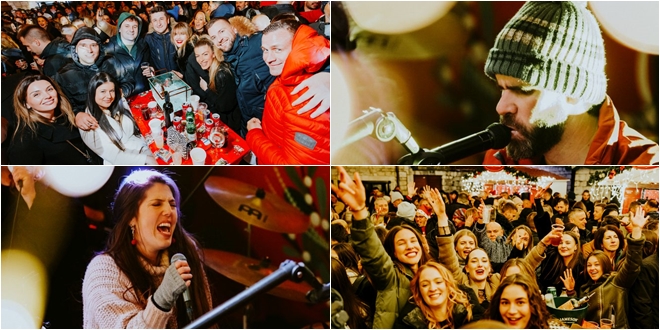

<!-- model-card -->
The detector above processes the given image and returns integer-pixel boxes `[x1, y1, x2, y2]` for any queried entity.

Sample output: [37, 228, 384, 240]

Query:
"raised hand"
[559, 268, 575, 292]
[534, 181, 553, 200]
[406, 180, 417, 198]
[331, 167, 367, 218]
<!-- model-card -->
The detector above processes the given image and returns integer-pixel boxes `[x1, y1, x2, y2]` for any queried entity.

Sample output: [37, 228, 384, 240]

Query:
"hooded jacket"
[245, 25, 329, 164]
[54, 50, 134, 115]
[40, 37, 72, 78]
[484, 96, 659, 165]
[104, 12, 150, 95]
[577, 234, 645, 329]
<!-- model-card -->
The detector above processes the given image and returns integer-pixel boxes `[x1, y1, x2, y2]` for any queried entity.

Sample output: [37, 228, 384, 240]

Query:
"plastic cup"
[171, 151, 182, 165]
[148, 119, 163, 136]
[148, 101, 158, 118]
[153, 133, 164, 149]
[190, 147, 206, 165]
[190, 95, 200, 110]
[600, 319, 612, 329]
[551, 224, 565, 246]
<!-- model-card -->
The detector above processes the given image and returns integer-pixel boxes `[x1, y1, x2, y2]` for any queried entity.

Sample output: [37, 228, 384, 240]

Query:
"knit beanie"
[396, 202, 416, 221]
[391, 191, 404, 203]
[484, 1, 607, 105]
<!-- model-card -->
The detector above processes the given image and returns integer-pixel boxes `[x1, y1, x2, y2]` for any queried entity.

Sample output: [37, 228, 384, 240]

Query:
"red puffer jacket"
[246, 25, 330, 164]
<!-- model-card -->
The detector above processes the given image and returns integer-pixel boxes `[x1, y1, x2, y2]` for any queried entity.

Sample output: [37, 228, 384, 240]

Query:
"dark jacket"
[185, 53, 242, 134]
[54, 53, 133, 114]
[577, 234, 645, 329]
[40, 37, 72, 78]
[223, 32, 275, 135]
[350, 219, 412, 329]
[104, 13, 150, 96]
[144, 29, 178, 73]
[628, 252, 658, 329]
[8, 114, 94, 165]
[175, 43, 194, 78]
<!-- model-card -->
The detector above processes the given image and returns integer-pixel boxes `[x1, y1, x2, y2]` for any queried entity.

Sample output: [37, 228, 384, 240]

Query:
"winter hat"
[484, 1, 607, 105]
[452, 208, 467, 223]
[391, 191, 404, 203]
[415, 209, 429, 219]
[396, 202, 416, 221]
[71, 26, 101, 46]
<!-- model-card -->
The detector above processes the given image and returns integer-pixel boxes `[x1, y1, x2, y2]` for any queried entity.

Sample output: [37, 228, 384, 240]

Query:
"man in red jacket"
[483, 1, 658, 165]
[245, 20, 330, 164]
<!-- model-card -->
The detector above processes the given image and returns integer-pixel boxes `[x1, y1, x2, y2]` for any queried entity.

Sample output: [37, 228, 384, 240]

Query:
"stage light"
[590, 1, 659, 54]
[41, 166, 114, 197]
[330, 58, 353, 158]
[345, 1, 455, 35]
[1, 250, 47, 329]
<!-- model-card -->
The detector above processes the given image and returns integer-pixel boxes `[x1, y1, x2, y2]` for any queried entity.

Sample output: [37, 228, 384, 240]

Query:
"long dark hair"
[85, 72, 140, 152]
[486, 274, 551, 329]
[332, 242, 361, 275]
[104, 170, 212, 325]
[383, 225, 430, 274]
[331, 258, 370, 329]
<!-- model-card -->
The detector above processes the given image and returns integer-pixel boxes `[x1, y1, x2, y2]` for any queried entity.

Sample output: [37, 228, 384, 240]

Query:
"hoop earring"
[131, 225, 136, 245]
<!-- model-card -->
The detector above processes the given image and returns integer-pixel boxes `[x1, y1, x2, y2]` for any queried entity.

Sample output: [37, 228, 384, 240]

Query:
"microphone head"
[486, 123, 512, 149]
[171, 253, 187, 265]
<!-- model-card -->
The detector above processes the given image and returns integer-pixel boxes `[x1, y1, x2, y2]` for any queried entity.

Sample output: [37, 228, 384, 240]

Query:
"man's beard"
[500, 113, 565, 160]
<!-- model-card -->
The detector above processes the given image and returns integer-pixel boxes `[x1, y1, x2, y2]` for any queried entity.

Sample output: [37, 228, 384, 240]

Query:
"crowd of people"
[331, 166, 659, 329]
[1, 1, 330, 165]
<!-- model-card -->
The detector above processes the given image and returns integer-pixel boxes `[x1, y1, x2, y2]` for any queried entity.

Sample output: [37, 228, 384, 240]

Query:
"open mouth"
[475, 269, 485, 275]
[157, 223, 172, 235]
[506, 317, 521, 325]
[405, 250, 418, 258]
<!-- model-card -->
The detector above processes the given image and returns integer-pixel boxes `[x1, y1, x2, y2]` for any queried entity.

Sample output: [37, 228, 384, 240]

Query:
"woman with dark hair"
[79, 72, 155, 165]
[409, 261, 482, 328]
[331, 258, 371, 329]
[82, 170, 214, 328]
[592, 225, 625, 270]
[561, 205, 647, 328]
[331, 242, 361, 284]
[530, 184, 585, 293]
[189, 10, 208, 36]
[486, 274, 555, 329]
[332, 166, 431, 328]
[8, 74, 95, 164]
[186, 37, 241, 133]
[499, 258, 536, 281]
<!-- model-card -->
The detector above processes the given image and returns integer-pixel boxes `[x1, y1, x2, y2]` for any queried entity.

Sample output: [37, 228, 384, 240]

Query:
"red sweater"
[246, 25, 330, 164]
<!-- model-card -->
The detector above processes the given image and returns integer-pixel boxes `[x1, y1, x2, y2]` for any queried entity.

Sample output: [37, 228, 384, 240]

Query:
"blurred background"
[331, 1, 659, 164]
[1, 165, 329, 329]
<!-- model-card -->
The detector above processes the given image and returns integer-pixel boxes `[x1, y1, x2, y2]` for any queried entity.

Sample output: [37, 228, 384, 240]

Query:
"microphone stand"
[184, 260, 327, 329]
[397, 149, 448, 165]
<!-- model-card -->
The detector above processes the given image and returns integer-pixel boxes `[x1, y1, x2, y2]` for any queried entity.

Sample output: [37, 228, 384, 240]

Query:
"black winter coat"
[223, 32, 275, 134]
[54, 54, 134, 114]
[8, 114, 93, 165]
[144, 30, 178, 73]
[40, 37, 71, 79]
[628, 252, 658, 329]
[185, 53, 242, 134]
[104, 37, 150, 95]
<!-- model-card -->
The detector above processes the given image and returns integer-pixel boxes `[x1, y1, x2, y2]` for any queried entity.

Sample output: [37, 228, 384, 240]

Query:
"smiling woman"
[82, 170, 213, 328]
[486, 274, 551, 329]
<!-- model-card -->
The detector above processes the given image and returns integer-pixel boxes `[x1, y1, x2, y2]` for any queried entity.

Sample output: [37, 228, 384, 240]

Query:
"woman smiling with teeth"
[82, 170, 213, 328]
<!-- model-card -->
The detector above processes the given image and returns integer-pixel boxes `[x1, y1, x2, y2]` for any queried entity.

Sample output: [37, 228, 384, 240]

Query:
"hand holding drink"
[550, 224, 564, 246]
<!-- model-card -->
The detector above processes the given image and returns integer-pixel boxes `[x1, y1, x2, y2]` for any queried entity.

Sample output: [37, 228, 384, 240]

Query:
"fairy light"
[590, 167, 658, 203]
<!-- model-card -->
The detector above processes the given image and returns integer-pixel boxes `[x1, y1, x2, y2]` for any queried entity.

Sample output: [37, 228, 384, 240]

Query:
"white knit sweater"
[83, 252, 187, 329]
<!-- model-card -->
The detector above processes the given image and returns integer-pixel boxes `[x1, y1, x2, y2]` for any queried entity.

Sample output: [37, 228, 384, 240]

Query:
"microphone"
[398, 123, 511, 165]
[337, 108, 420, 154]
[171, 253, 194, 323]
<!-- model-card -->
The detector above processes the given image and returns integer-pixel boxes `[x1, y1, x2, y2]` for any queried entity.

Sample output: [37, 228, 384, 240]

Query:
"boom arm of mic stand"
[397, 149, 446, 165]
[184, 260, 324, 329]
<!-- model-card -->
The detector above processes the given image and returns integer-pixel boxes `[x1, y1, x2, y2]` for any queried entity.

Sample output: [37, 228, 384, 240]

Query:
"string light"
[590, 167, 658, 203]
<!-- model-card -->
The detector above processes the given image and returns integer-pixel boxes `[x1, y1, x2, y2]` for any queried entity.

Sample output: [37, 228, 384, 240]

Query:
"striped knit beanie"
[485, 1, 607, 105]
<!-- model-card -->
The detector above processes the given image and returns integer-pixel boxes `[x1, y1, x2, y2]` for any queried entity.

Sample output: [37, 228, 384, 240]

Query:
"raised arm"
[613, 206, 647, 289]
[332, 166, 397, 291]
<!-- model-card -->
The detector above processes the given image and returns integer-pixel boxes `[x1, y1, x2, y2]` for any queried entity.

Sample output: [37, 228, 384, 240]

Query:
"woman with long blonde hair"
[410, 261, 482, 328]
[185, 37, 241, 133]
[170, 22, 196, 80]
[9, 74, 97, 164]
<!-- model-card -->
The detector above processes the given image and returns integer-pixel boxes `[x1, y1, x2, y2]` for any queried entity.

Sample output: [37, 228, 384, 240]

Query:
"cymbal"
[204, 176, 309, 234]
[203, 249, 310, 302]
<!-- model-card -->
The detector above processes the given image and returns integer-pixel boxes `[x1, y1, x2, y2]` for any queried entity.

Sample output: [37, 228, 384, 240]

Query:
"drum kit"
[190, 177, 327, 328]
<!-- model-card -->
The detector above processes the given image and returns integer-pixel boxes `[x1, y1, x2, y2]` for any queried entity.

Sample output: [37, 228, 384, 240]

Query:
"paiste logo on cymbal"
[238, 204, 268, 223]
